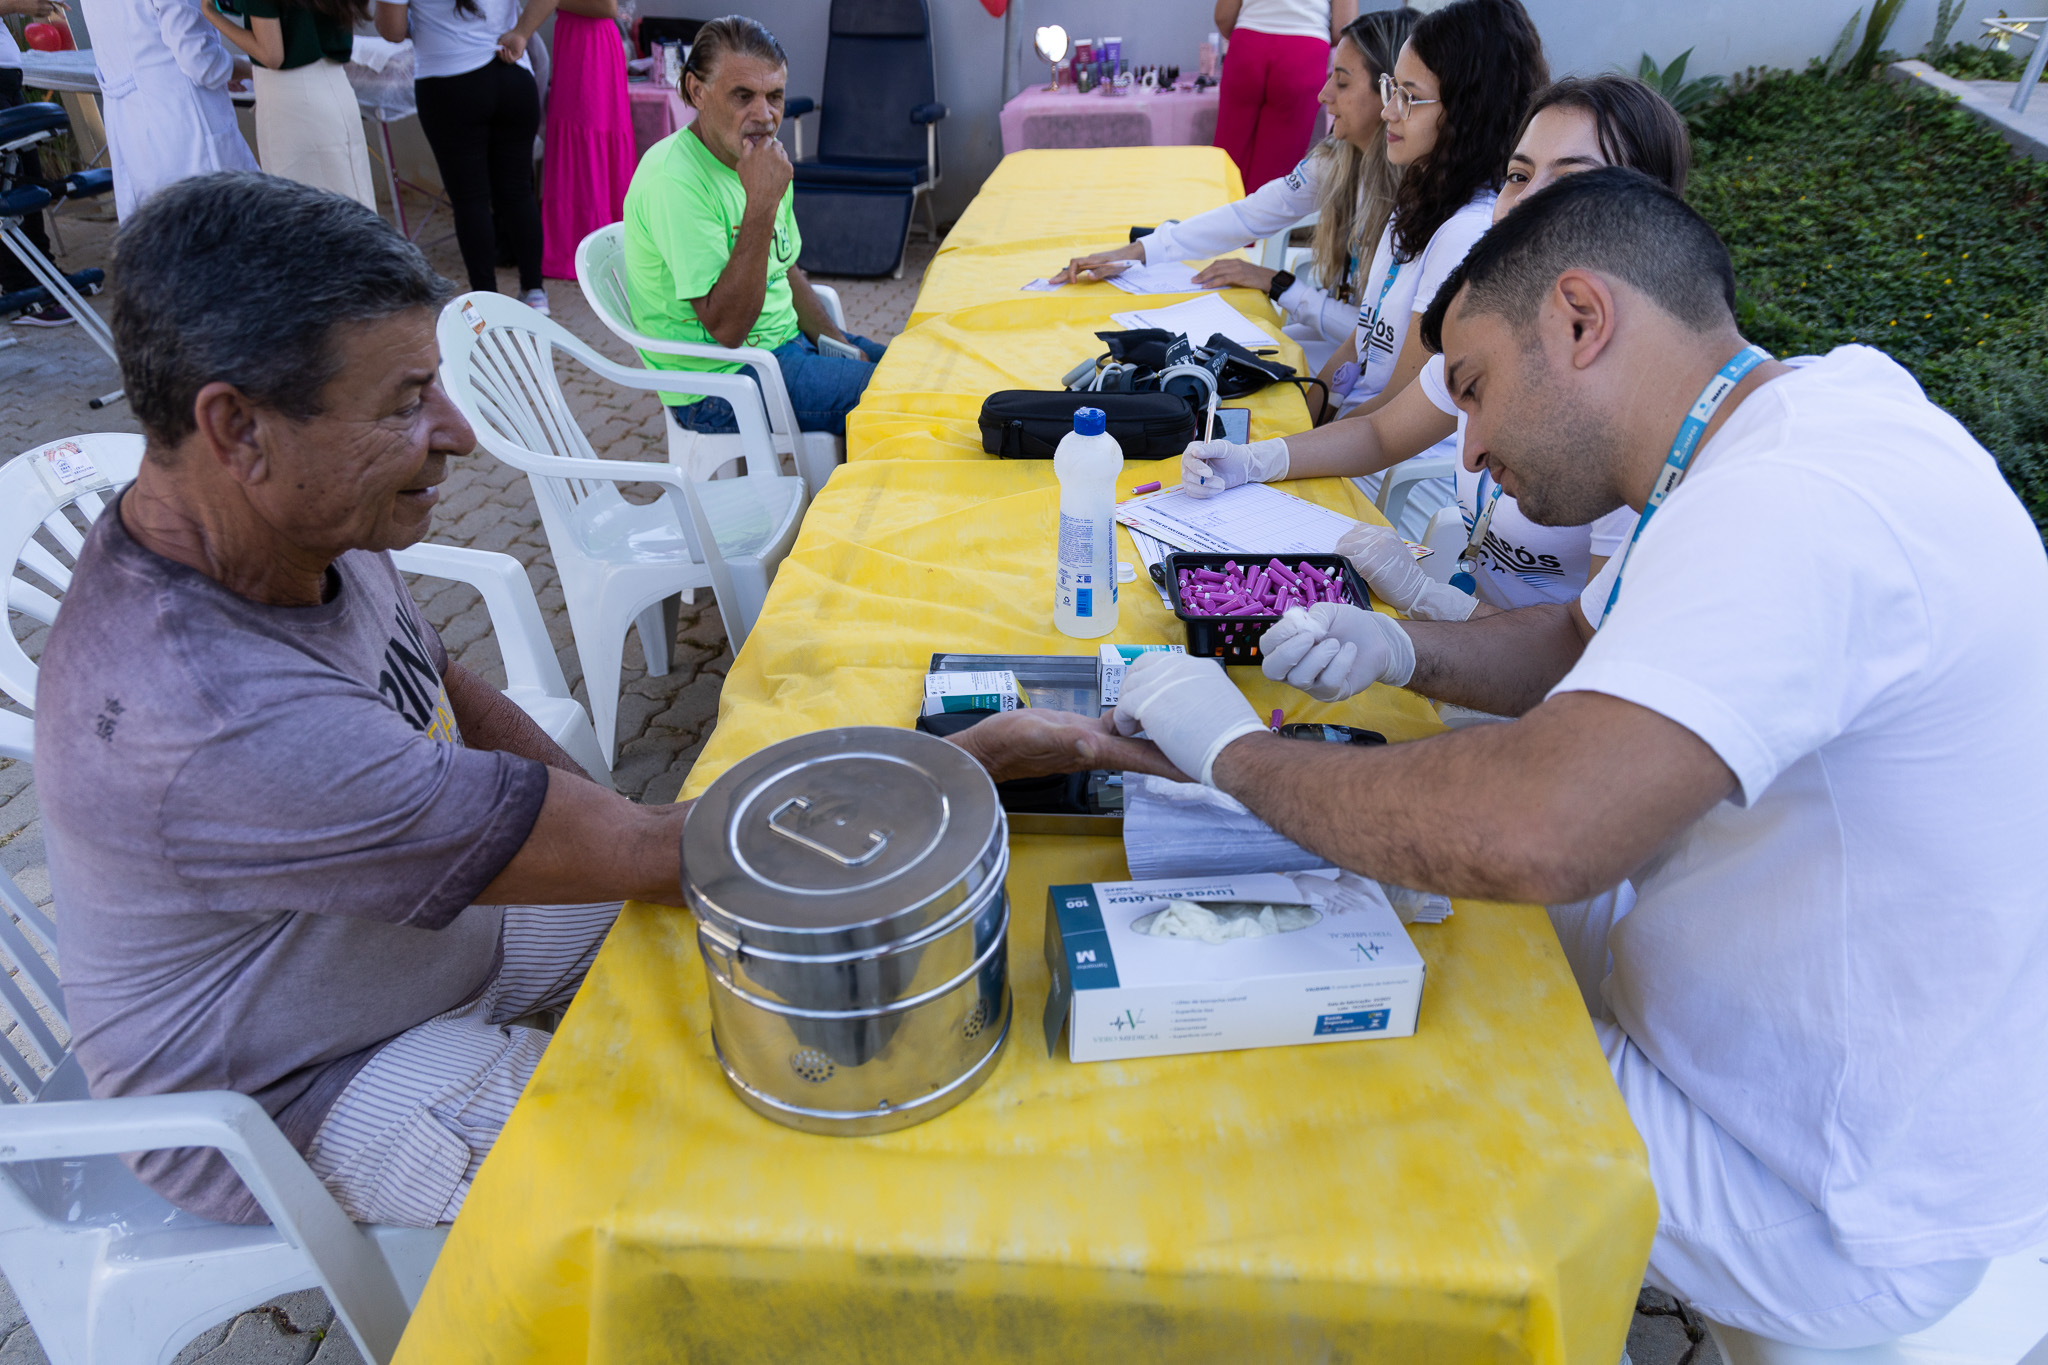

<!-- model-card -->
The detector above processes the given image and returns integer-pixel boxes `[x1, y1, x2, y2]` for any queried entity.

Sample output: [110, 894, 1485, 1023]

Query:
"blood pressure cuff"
[1087, 329, 1300, 401]
[977, 389, 1195, 460]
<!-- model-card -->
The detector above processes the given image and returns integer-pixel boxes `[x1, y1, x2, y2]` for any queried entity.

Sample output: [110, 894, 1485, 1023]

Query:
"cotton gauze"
[1139, 900, 1318, 943]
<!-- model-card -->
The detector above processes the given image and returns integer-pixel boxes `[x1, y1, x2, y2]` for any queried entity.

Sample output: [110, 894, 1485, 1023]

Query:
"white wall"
[633, 0, 2015, 227]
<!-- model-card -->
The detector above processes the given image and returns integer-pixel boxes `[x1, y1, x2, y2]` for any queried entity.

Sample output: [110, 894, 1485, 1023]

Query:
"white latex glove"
[1112, 651, 1268, 788]
[1258, 602, 1415, 701]
[1181, 437, 1289, 499]
[1336, 521, 1478, 622]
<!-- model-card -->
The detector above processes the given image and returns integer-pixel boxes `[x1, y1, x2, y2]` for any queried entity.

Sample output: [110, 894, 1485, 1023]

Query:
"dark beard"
[1500, 356, 1632, 528]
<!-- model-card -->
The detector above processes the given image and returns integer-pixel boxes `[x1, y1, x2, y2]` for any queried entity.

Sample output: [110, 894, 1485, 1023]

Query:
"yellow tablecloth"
[856, 142, 1306, 462]
[848, 293, 1310, 462]
[936, 146, 1246, 255]
[393, 459, 1656, 1365]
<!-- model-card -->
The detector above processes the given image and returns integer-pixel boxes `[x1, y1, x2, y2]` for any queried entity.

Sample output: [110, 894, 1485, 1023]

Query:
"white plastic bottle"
[1052, 406, 1123, 639]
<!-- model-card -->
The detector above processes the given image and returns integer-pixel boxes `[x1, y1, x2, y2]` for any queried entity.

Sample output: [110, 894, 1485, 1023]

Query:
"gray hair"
[111, 172, 453, 449]
[681, 15, 787, 107]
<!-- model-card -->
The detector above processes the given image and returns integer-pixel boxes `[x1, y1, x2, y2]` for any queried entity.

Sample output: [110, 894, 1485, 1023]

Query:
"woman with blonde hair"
[1051, 7, 1415, 375]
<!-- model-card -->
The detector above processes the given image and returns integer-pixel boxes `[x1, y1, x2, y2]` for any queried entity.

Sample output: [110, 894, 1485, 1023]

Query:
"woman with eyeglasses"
[1185, 75, 1694, 620]
[1320, 0, 1546, 423]
[1048, 8, 1416, 375]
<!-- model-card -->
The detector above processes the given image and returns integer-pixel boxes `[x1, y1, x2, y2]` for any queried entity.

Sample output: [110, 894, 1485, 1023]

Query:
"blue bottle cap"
[1073, 406, 1107, 437]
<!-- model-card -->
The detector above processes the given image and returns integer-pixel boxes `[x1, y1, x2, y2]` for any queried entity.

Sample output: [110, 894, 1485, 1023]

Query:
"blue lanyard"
[1448, 472, 1505, 595]
[1359, 257, 1401, 328]
[1598, 344, 1772, 625]
[1462, 471, 1504, 566]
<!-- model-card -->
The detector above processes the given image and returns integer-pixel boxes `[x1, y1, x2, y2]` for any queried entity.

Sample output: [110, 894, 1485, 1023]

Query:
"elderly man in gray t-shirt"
[34, 173, 1162, 1229]
[32, 175, 702, 1228]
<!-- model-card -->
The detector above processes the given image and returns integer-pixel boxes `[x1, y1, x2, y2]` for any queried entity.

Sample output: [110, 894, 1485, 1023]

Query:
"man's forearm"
[693, 208, 777, 348]
[1401, 603, 1586, 716]
[1208, 692, 1733, 902]
[477, 771, 692, 907]
[787, 266, 847, 344]
[443, 661, 586, 777]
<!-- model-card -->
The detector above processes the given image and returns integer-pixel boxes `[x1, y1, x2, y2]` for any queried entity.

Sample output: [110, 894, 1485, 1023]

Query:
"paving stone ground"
[0, 200, 929, 1362]
[0, 203, 1697, 1363]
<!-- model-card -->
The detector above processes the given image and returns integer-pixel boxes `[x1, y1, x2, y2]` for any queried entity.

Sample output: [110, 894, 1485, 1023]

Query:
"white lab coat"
[82, 0, 257, 217]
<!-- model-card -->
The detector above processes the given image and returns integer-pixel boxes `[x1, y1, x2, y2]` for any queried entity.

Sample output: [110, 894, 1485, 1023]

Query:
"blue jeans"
[668, 333, 887, 438]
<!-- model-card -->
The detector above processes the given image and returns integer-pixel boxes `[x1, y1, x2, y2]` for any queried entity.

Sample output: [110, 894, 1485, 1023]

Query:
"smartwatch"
[1265, 270, 1295, 302]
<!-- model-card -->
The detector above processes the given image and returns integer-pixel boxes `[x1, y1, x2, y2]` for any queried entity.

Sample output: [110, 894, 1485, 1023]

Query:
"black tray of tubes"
[1162, 552, 1370, 665]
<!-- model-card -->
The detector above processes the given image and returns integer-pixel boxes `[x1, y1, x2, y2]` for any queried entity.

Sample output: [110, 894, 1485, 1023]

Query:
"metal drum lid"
[684, 727, 1006, 955]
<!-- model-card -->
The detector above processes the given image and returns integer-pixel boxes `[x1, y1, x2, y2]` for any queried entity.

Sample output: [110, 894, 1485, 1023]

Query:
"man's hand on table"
[947, 708, 1188, 785]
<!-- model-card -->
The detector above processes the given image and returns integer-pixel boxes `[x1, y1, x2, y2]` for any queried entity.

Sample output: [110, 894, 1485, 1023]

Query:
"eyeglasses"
[1378, 72, 1439, 120]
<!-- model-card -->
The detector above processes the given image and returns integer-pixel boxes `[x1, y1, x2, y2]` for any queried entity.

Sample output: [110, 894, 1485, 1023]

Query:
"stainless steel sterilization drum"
[681, 727, 1013, 1135]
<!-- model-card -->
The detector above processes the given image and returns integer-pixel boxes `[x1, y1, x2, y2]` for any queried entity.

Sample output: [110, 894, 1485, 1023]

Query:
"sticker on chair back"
[461, 299, 486, 335]
[32, 441, 111, 501]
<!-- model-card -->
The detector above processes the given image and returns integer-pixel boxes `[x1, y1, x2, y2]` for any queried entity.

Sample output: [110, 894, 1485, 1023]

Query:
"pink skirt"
[541, 11, 636, 280]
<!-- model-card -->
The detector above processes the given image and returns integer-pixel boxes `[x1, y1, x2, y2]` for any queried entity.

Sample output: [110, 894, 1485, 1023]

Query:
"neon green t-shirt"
[622, 127, 803, 408]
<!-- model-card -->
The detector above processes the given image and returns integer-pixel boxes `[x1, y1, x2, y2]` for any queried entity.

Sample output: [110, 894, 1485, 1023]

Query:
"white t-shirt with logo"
[1557, 345, 2048, 1267]
[1343, 192, 1493, 415]
[1415, 354, 1632, 609]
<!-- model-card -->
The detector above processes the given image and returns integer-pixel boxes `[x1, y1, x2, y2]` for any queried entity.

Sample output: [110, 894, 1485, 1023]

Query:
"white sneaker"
[521, 288, 549, 317]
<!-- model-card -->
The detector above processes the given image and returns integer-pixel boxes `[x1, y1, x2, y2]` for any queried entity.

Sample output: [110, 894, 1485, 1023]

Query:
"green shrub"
[1689, 69, 2048, 533]
[1923, 40, 2044, 81]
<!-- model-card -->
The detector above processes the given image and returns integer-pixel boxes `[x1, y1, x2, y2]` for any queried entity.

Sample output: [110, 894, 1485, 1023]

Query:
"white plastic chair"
[0, 860, 447, 1365]
[1698, 1241, 2048, 1364]
[1257, 208, 1319, 271]
[574, 222, 845, 496]
[387, 541, 613, 788]
[437, 290, 805, 766]
[1417, 503, 1463, 585]
[0, 435, 612, 785]
[1361, 451, 1459, 539]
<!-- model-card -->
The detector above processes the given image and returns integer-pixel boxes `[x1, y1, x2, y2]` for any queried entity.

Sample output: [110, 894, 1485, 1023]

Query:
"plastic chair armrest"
[785, 98, 817, 161]
[0, 1093, 411, 1361]
[385, 542, 571, 699]
[910, 102, 947, 124]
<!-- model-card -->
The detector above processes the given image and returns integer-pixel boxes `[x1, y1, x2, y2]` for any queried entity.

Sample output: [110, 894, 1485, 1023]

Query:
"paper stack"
[1121, 773, 1452, 923]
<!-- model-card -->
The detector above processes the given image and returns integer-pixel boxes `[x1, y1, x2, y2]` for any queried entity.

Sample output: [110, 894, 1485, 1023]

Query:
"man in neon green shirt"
[622, 16, 885, 438]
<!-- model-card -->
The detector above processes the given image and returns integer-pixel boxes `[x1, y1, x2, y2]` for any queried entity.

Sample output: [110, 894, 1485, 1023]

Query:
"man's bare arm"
[1211, 691, 1735, 902]
[477, 773, 691, 907]
[787, 266, 849, 345]
[947, 709, 1187, 784]
[1399, 602, 1589, 716]
[689, 138, 792, 348]
[441, 661, 585, 776]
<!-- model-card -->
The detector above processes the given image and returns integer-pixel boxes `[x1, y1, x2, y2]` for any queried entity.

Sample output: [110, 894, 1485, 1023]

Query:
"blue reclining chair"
[0, 101, 121, 404]
[784, 0, 947, 279]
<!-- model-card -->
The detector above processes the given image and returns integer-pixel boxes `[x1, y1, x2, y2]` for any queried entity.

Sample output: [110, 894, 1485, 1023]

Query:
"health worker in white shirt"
[82, 0, 258, 217]
[1105, 168, 2048, 1349]
[1049, 8, 1416, 376]
[1185, 74, 1693, 618]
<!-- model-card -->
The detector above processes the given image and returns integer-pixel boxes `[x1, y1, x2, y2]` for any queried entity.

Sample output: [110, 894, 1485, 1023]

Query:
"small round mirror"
[1034, 23, 1069, 67]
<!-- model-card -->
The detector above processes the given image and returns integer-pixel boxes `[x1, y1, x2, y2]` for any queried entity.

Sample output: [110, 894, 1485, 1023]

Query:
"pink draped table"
[998, 84, 1222, 154]
[626, 81, 693, 160]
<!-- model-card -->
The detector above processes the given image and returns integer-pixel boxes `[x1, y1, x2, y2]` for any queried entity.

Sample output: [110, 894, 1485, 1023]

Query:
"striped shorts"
[304, 900, 622, 1227]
